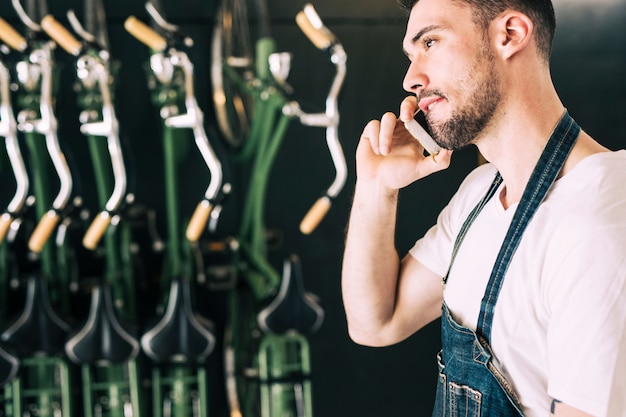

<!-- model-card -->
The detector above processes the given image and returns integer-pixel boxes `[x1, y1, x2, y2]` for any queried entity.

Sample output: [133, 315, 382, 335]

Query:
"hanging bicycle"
[211, 2, 347, 416]
[40, 1, 151, 414]
[0, 0, 85, 415]
[0, 17, 24, 409]
[124, 3, 230, 415]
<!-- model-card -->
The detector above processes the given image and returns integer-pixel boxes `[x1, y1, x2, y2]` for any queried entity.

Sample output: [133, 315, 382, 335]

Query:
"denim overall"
[431, 112, 581, 416]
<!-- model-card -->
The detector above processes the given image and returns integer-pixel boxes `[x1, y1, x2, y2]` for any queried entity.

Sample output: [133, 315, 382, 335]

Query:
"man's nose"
[402, 60, 427, 93]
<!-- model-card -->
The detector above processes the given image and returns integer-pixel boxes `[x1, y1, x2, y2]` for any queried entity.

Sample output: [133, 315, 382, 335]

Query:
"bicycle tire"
[211, 0, 255, 148]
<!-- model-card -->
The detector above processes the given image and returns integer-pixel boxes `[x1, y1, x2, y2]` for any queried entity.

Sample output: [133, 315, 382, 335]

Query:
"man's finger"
[360, 119, 382, 155]
[399, 96, 419, 122]
[379, 112, 398, 155]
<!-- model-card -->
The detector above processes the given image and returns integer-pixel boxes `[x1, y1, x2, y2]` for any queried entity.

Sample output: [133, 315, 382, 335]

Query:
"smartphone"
[404, 110, 441, 156]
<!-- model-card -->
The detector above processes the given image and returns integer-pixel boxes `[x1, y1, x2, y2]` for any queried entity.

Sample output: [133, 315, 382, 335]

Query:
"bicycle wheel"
[211, 0, 254, 148]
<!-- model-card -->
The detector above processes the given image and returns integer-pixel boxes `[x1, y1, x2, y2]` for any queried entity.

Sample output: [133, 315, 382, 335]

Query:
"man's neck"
[478, 101, 609, 210]
[476, 91, 568, 209]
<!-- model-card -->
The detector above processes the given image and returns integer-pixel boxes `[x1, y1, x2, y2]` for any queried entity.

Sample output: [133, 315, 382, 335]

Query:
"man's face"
[402, 0, 502, 150]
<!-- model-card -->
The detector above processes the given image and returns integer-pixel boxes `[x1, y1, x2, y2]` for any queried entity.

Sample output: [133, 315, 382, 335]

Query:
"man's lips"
[418, 96, 444, 113]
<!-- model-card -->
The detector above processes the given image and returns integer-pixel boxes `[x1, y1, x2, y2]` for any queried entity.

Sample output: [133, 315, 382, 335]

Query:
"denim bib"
[432, 112, 581, 416]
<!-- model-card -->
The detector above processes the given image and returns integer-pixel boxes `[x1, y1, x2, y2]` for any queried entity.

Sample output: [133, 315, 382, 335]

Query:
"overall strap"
[442, 173, 503, 286]
[477, 112, 580, 342]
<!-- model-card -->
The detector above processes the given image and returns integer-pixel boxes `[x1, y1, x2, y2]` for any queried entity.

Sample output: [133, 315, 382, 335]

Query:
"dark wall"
[1, 0, 624, 416]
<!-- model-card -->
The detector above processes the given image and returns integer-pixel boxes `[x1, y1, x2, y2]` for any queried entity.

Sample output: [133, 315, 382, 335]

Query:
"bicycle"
[124, 3, 229, 415]
[0, 1, 84, 415]
[40, 1, 152, 414]
[211, 2, 347, 416]
[0, 16, 24, 399]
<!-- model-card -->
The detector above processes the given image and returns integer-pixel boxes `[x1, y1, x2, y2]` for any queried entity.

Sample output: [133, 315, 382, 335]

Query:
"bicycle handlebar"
[0, 214, 13, 244]
[295, 4, 336, 50]
[0, 99, 23, 243]
[123, 16, 167, 52]
[82, 211, 111, 249]
[40, 16, 82, 56]
[0, 26, 30, 243]
[288, 4, 347, 235]
[125, 14, 226, 243]
[4, 19, 74, 253]
[0, 17, 27, 52]
[42, 14, 128, 251]
[28, 210, 59, 252]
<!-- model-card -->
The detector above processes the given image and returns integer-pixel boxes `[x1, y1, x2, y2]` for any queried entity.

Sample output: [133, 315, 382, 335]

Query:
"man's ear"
[491, 11, 533, 60]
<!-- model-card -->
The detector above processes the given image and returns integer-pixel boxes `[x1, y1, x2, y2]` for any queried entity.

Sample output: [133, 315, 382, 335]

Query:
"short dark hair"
[398, 0, 556, 61]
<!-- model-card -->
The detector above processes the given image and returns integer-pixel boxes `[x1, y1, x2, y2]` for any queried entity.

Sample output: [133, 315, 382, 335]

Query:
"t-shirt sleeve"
[408, 204, 456, 277]
[545, 225, 626, 417]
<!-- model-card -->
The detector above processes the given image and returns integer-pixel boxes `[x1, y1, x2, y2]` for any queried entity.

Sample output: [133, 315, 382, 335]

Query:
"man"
[341, 0, 626, 416]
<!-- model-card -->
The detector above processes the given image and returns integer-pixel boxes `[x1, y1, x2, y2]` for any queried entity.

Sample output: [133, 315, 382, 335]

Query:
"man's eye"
[424, 38, 435, 49]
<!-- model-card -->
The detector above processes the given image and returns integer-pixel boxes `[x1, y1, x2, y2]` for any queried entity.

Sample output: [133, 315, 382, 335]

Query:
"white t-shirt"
[410, 150, 626, 417]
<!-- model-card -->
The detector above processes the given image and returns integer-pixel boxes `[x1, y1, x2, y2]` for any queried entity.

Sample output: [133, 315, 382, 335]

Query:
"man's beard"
[425, 50, 501, 151]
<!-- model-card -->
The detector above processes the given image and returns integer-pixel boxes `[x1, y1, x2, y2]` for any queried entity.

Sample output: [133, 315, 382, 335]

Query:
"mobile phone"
[404, 110, 441, 156]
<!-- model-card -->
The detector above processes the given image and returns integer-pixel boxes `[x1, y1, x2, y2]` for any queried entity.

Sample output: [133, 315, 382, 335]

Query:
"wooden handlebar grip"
[28, 210, 60, 253]
[41, 15, 82, 56]
[0, 17, 27, 51]
[299, 196, 331, 235]
[82, 211, 111, 250]
[0, 213, 13, 244]
[186, 200, 212, 242]
[124, 16, 167, 51]
[295, 10, 333, 50]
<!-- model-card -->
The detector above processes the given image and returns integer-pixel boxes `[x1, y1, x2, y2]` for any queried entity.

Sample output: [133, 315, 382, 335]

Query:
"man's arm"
[342, 204, 445, 346]
[341, 104, 451, 347]
[550, 399, 596, 417]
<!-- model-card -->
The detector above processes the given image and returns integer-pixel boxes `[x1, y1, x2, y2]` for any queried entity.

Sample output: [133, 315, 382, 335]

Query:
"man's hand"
[356, 96, 452, 190]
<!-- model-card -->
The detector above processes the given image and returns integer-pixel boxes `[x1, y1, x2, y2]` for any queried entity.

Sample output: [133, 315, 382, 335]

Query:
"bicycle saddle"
[1, 274, 71, 357]
[141, 275, 215, 363]
[257, 254, 324, 335]
[65, 283, 139, 365]
[0, 346, 19, 387]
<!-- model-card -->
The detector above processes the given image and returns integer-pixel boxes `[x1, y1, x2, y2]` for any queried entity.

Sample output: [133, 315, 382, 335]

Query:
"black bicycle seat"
[0, 346, 19, 387]
[1, 274, 71, 357]
[65, 283, 139, 365]
[257, 254, 324, 335]
[140, 275, 215, 363]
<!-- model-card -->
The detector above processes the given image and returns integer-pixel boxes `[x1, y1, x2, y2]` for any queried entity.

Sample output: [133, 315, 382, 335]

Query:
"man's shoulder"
[559, 150, 626, 201]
